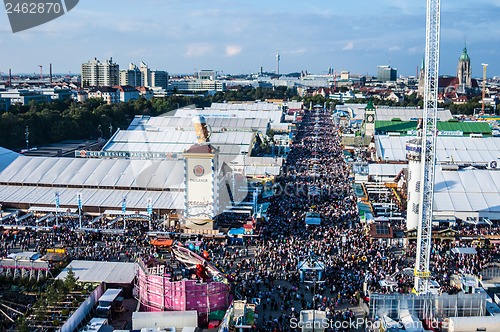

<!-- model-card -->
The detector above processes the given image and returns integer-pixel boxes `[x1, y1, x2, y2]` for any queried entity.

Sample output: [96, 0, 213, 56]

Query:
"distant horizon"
[2, 69, 499, 80]
[0, 1, 499, 78]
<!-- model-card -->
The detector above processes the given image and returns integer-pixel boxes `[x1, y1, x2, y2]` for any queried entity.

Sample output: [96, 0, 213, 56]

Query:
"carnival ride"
[136, 239, 230, 325]
[150, 239, 228, 284]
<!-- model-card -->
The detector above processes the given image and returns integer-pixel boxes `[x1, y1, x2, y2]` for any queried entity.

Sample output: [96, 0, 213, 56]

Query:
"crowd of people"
[0, 107, 499, 331]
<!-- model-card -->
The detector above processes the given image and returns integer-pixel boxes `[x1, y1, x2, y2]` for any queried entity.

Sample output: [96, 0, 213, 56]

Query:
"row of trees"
[0, 87, 295, 150]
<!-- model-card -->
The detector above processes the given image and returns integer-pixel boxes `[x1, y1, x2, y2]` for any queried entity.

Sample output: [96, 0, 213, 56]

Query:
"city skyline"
[0, 0, 499, 77]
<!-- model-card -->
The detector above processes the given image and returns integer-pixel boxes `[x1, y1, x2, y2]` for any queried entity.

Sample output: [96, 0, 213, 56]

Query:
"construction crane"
[481, 63, 488, 115]
[414, 0, 441, 295]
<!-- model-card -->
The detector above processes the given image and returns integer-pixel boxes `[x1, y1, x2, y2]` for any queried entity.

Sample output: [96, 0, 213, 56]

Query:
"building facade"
[81, 58, 119, 87]
[169, 80, 226, 92]
[150, 70, 168, 89]
[88, 87, 120, 104]
[377, 65, 397, 82]
[119, 63, 143, 87]
[0, 89, 51, 105]
[114, 85, 140, 102]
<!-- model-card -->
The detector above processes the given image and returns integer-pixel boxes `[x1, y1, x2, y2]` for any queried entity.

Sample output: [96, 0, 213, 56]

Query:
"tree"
[63, 267, 78, 292]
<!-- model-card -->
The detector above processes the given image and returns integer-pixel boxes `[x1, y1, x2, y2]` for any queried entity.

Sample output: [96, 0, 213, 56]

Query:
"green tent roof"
[375, 120, 491, 135]
[437, 121, 491, 134]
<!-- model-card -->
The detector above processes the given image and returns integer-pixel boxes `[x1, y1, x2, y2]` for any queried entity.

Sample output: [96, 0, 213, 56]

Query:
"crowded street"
[1, 108, 499, 332]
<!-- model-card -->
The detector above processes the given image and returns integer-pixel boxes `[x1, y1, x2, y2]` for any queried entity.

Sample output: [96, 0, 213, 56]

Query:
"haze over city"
[0, 0, 499, 77]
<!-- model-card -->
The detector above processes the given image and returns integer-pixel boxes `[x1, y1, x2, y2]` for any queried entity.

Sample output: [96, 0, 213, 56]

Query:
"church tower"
[457, 44, 472, 94]
[417, 56, 425, 97]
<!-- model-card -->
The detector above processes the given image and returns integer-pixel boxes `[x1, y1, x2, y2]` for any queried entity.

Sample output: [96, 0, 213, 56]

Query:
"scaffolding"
[134, 260, 230, 326]
[369, 292, 486, 323]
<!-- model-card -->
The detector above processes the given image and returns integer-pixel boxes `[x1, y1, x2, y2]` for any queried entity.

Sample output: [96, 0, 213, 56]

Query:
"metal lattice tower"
[414, 0, 441, 294]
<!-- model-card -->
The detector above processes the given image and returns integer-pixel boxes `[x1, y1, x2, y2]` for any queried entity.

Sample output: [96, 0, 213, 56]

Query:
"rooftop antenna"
[276, 50, 280, 77]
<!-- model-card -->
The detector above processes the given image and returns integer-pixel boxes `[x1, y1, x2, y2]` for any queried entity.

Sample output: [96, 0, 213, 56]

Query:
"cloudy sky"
[1, 0, 499, 77]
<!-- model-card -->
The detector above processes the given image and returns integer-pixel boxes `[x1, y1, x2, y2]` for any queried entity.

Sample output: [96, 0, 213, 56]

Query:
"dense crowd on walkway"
[1, 108, 500, 331]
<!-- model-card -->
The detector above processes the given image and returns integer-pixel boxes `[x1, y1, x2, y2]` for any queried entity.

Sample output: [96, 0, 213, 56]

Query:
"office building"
[169, 80, 226, 92]
[150, 70, 168, 89]
[119, 63, 143, 87]
[136, 62, 168, 89]
[377, 65, 397, 82]
[198, 70, 217, 80]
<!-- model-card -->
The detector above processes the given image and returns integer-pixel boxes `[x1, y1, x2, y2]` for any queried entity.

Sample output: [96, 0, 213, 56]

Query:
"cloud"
[289, 48, 307, 55]
[407, 46, 421, 54]
[342, 41, 354, 51]
[388, 45, 402, 52]
[185, 43, 215, 57]
[225, 45, 242, 57]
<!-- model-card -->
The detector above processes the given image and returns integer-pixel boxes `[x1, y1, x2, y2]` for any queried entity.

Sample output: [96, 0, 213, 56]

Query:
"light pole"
[252, 188, 259, 218]
[122, 196, 127, 230]
[304, 279, 326, 332]
[54, 192, 60, 227]
[77, 193, 82, 229]
[25, 126, 29, 151]
[147, 198, 153, 230]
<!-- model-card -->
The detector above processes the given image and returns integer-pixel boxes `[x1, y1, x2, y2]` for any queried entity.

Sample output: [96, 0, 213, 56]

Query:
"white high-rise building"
[81, 57, 119, 87]
[119, 63, 143, 87]
[139, 62, 168, 89]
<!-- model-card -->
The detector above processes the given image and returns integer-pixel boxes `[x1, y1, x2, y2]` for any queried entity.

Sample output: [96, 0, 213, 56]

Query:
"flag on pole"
[77, 193, 82, 210]
[55, 192, 60, 209]
[122, 196, 127, 214]
[147, 198, 153, 216]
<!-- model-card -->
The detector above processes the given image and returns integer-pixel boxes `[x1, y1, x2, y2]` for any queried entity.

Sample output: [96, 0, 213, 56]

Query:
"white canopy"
[376, 135, 500, 163]
[0, 156, 185, 190]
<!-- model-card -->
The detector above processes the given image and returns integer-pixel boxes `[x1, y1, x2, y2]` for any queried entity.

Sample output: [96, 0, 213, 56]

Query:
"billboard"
[185, 157, 214, 221]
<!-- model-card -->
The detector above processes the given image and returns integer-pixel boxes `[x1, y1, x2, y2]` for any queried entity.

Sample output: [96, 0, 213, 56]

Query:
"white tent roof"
[336, 104, 452, 121]
[0, 156, 185, 190]
[103, 130, 254, 156]
[128, 115, 270, 133]
[0, 186, 184, 211]
[368, 163, 406, 177]
[56, 260, 136, 284]
[376, 135, 500, 163]
[0, 147, 19, 172]
[433, 168, 500, 216]
[175, 105, 283, 125]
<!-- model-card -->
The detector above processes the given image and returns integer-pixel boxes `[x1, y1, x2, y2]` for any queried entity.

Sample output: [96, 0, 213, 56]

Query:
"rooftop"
[56, 260, 136, 284]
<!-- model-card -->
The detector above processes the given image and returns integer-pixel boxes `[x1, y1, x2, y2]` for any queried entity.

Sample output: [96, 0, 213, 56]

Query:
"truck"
[96, 288, 123, 321]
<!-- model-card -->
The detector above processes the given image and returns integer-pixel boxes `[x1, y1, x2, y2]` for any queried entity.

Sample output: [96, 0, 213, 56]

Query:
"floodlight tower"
[481, 63, 488, 115]
[414, 0, 440, 295]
